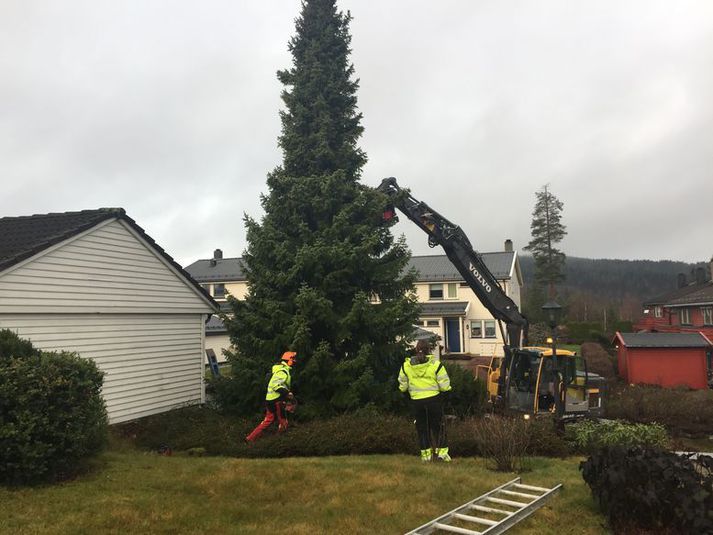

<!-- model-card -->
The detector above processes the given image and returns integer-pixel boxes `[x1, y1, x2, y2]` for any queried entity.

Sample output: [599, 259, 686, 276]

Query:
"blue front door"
[446, 318, 461, 353]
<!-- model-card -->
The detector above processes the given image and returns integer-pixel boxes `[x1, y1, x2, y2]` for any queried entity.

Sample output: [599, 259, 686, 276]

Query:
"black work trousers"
[412, 394, 445, 450]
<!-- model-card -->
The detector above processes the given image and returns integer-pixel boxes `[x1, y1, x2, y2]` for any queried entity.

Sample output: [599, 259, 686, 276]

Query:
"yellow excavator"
[378, 177, 603, 419]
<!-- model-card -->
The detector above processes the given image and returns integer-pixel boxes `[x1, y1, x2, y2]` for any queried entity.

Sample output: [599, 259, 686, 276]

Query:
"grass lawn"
[0, 442, 608, 534]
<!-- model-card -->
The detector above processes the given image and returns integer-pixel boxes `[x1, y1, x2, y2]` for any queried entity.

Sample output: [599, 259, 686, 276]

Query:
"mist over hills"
[518, 254, 710, 322]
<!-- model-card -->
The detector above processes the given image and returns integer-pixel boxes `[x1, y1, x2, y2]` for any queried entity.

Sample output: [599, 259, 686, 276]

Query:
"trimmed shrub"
[606, 384, 713, 437]
[0, 330, 108, 485]
[581, 446, 713, 534]
[566, 419, 668, 454]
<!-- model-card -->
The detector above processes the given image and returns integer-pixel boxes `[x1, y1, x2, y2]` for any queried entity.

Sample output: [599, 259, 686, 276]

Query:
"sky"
[1, 1, 712, 266]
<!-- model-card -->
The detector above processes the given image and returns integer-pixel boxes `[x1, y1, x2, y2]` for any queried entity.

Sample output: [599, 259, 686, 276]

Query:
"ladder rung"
[514, 483, 550, 493]
[432, 522, 481, 535]
[470, 504, 512, 516]
[500, 489, 539, 500]
[486, 497, 529, 508]
[453, 513, 498, 526]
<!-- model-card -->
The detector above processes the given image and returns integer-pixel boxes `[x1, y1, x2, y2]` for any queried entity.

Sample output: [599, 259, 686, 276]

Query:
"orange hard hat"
[281, 351, 297, 366]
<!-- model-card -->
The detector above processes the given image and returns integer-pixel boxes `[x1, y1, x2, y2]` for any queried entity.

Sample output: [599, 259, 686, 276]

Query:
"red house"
[614, 332, 712, 390]
[635, 259, 713, 339]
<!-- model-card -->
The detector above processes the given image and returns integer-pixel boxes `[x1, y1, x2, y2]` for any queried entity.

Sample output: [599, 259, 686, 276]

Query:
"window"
[470, 321, 482, 338]
[429, 284, 443, 300]
[654, 306, 663, 318]
[213, 283, 226, 299]
[703, 307, 713, 326]
[447, 283, 457, 299]
[484, 320, 497, 338]
[426, 319, 440, 327]
[679, 308, 691, 325]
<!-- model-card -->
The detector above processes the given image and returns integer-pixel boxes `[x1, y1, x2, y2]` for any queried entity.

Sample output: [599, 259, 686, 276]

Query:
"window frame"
[470, 320, 483, 338]
[654, 306, 663, 318]
[429, 284, 444, 300]
[425, 319, 440, 327]
[213, 283, 227, 299]
[484, 319, 497, 339]
[447, 283, 457, 299]
[679, 308, 691, 325]
[702, 307, 713, 326]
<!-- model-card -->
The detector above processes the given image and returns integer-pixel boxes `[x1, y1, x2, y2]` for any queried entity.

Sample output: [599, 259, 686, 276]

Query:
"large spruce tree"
[524, 184, 567, 298]
[224, 0, 419, 416]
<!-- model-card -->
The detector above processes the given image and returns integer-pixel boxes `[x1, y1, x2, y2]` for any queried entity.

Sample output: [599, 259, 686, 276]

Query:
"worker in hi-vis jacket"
[245, 351, 297, 442]
[398, 340, 452, 462]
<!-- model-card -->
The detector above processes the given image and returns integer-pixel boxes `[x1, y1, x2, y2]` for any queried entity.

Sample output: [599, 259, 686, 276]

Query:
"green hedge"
[581, 447, 713, 533]
[606, 384, 713, 437]
[0, 330, 108, 485]
[566, 419, 668, 454]
[119, 405, 573, 460]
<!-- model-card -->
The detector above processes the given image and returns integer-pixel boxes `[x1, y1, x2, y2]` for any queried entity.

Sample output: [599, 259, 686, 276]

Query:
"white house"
[0, 208, 218, 424]
[185, 241, 522, 360]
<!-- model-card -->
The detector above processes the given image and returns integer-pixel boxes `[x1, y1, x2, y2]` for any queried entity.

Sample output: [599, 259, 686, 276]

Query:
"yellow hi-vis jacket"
[398, 354, 451, 400]
[266, 363, 291, 401]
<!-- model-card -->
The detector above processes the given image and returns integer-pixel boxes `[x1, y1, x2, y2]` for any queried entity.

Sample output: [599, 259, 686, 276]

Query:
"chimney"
[695, 266, 706, 285]
[677, 273, 687, 288]
[214, 249, 223, 260]
[504, 239, 513, 252]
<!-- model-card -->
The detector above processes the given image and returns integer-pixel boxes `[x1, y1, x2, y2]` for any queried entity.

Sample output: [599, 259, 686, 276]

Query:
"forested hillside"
[519, 255, 710, 322]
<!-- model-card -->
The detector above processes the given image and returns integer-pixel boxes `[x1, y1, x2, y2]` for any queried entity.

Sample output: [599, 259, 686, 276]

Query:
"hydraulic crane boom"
[377, 177, 528, 365]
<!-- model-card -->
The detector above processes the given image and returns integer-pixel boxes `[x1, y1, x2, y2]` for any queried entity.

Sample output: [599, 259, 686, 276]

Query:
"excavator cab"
[504, 348, 591, 418]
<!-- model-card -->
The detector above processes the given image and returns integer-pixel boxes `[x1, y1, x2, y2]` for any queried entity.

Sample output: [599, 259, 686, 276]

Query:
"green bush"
[442, 363, 487, 418]
[0, 329, 38, 359]
[0, 330, 108, 485]
[581, 446, 713, 533]
[606, 384, 713, 437]
[566, 419, 668, 454]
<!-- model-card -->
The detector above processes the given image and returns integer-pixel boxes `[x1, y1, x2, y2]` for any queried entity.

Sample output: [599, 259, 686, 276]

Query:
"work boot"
[436, 447, 451, 462]
[420, 448, 433, 462]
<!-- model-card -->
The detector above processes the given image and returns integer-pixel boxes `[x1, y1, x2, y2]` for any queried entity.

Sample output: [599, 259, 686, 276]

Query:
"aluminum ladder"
[405, 477, 562, 535]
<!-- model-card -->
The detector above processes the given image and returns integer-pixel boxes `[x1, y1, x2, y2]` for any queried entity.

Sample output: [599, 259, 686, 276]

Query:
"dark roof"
[184, 252, 516, 284]
[0, 208, 218, 311]
[407, 253, 515, 281]
[666, 282, 713, 307]
[0, 208, 124, 273]
[206, 316, 227, 334]
[419, 301, 469, 316]
[616, 332, 712, 348]
[185, 257, 246, 282]
[643, 281, 708, 307]
[413, 325, 441, 341]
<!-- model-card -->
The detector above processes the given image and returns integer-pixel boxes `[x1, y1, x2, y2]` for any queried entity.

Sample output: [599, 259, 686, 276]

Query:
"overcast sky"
[1, 1, 711, 265]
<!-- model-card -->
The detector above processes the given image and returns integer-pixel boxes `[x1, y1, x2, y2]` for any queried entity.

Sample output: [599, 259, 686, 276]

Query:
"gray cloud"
[1, 1, 711, 266]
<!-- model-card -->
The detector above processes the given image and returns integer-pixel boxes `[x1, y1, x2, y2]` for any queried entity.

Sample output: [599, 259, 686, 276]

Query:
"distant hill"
[518, 255, 710, 322]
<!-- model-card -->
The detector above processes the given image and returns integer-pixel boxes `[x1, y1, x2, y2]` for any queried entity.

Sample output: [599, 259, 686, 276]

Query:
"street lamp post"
[541, 300, 563, 416]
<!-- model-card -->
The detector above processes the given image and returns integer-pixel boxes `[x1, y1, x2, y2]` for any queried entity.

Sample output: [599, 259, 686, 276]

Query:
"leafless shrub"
[472, 415, 530, 471]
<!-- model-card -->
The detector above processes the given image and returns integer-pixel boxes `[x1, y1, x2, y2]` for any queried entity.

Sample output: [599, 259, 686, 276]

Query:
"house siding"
[0, 220, 211, 314]
[0, 218, 214, 423]
[0, 313, 206, 423]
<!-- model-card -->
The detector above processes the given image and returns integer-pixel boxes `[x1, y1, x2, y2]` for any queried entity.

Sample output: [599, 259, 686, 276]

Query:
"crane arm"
[377, 176, 528, 351]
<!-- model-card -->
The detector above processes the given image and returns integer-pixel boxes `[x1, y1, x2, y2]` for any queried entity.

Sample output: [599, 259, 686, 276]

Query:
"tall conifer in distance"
[224, 0, 419, 416]
[524, 184, 567, 299]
